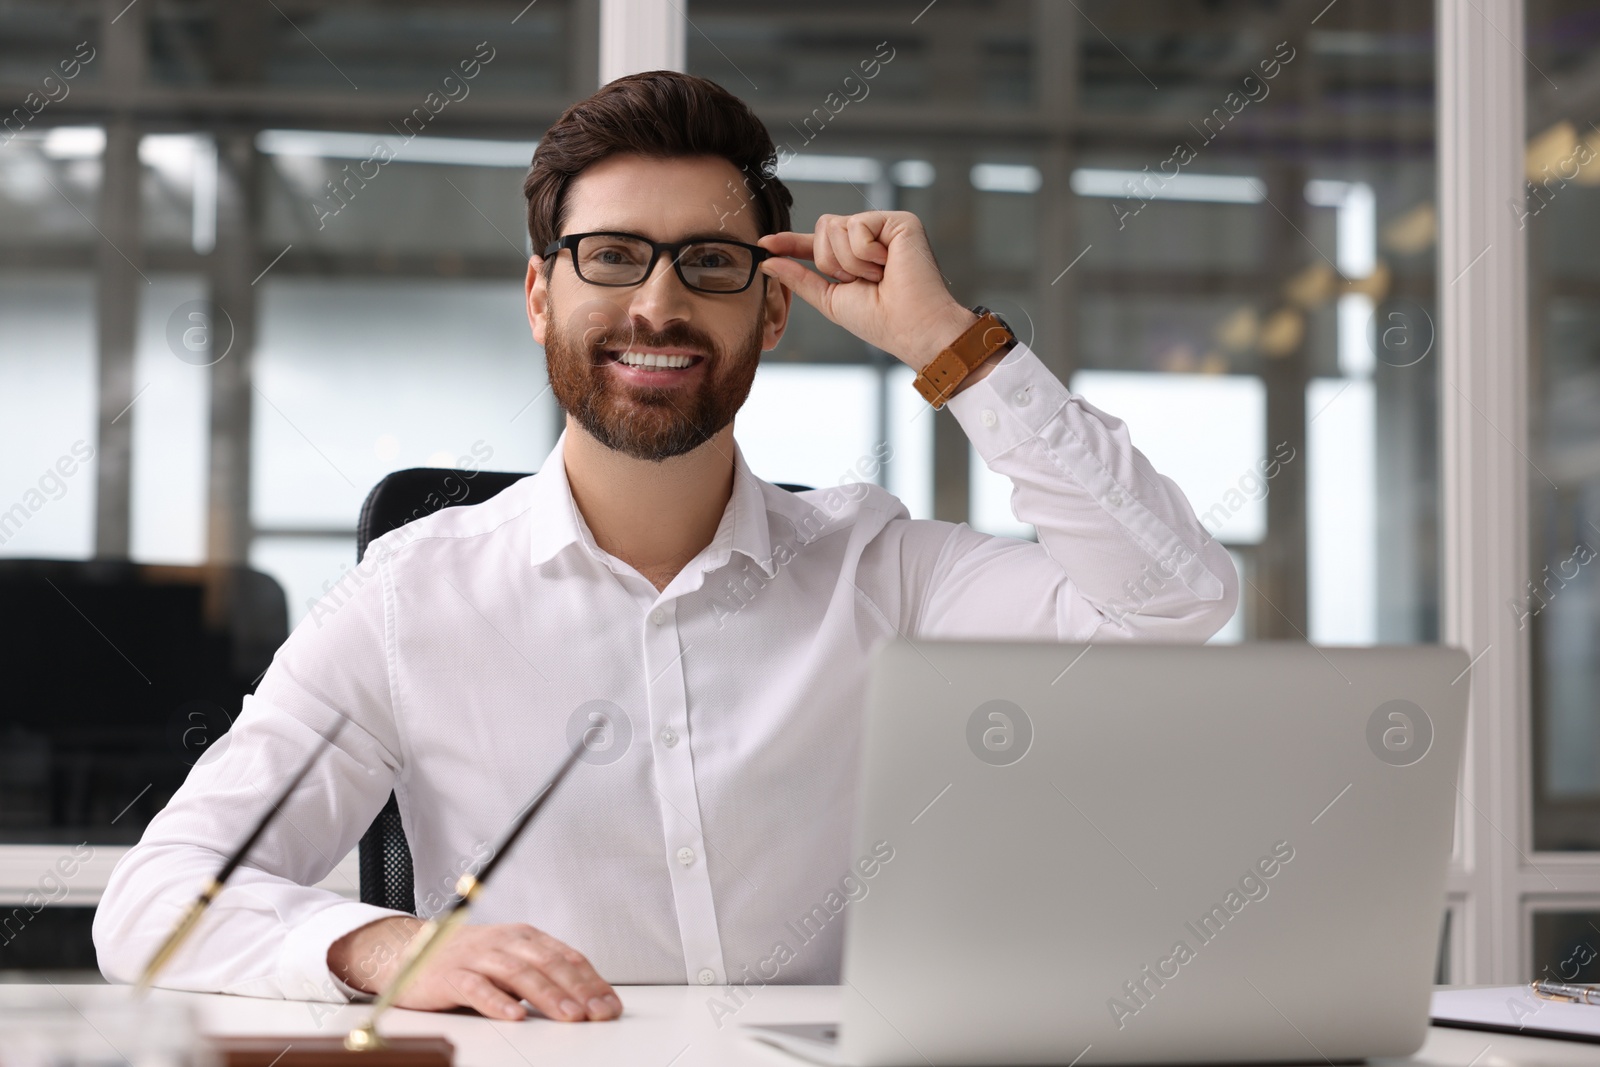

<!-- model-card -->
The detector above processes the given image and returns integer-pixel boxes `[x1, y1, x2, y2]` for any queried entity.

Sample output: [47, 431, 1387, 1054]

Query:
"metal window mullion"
[1032, 0, 1076, 386]
[205, 132, 260, 566]
[928, 146, 977, 525]
[91, 0, 147, 559]
[93, 117, 140, 559]
[599, 0, 686, 85]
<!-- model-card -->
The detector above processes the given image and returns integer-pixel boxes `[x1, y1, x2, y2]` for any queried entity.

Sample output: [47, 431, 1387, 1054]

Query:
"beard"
[543, 288, 765, 462]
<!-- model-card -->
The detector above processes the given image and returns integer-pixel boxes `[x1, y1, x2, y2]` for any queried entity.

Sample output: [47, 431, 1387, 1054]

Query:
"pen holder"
[209, 1035, 453, 1067]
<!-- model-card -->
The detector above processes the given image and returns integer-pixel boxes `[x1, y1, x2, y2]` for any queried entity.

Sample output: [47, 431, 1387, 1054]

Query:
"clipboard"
[1431, 986, 1600, 1044]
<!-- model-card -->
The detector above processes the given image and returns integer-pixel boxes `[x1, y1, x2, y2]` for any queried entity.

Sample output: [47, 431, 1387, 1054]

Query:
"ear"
[526, 254, 547, 346]
[760, 274, 792, 353]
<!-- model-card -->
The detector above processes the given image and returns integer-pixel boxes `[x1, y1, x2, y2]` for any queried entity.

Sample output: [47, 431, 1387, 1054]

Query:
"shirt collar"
[526, 428, 779, 581]
[523, 428, 590, 570]
[701, 438, 779, 580]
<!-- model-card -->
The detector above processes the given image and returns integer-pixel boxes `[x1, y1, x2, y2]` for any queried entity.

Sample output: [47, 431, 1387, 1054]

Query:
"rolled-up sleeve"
[93, 541, 411, 1002]
[902, 343, 1238, 642]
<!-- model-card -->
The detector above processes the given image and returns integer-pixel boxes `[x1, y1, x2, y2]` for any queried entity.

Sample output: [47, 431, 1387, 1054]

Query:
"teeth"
[617, 351, 695, 369]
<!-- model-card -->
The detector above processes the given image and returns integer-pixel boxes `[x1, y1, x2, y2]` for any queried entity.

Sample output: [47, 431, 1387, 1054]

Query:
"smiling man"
[94, 71, 1237, 1025]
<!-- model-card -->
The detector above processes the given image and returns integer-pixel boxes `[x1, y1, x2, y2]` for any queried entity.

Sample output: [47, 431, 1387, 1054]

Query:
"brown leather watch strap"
[913, 310, 1015, 409]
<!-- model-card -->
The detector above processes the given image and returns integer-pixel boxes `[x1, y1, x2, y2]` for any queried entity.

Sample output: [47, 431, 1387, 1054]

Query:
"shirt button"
[650, 608, 665, 625]
[1013, 388, 1031, 406]
[677, 846, 696, 866]
[1106, 490, 1125, 507]
[698, 969, 717, 985]
[980, 409, 998, 428]
[660, 728, 678, 747]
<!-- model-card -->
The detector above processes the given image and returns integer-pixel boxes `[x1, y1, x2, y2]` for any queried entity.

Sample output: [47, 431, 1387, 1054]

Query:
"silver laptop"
[748, 640, 1469, 1066]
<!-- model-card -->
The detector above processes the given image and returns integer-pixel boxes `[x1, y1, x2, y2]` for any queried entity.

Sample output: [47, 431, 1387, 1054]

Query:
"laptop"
[747, 640, 1469, 1066]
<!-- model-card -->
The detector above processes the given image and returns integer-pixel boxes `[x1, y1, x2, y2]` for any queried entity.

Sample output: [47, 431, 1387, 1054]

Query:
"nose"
[626, 252, 695, 333]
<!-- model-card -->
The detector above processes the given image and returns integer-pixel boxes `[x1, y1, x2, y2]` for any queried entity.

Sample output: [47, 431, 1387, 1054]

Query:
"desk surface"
[5, 984, 1594, 1067]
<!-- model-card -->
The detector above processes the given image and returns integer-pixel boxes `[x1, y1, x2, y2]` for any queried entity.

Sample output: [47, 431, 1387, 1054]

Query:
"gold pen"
[135, 716, 350, 996]
[1531, 979, 1600, 1004]
[345, 741, 588, 1052]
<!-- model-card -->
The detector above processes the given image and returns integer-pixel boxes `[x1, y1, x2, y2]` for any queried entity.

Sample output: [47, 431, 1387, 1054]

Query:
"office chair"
[354, 466, 813, 913]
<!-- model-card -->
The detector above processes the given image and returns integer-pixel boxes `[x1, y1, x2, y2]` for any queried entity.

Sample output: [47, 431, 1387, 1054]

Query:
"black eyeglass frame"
[543, 230, 774, 294]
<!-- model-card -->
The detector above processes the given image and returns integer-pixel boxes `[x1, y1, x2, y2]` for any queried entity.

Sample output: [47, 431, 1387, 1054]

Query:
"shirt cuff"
[279, 899, 412, 1003]
[943, 343, 1070, 461]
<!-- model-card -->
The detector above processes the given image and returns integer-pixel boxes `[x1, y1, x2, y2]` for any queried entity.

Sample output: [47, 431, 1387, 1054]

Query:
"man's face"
[526, 153, 791, 462]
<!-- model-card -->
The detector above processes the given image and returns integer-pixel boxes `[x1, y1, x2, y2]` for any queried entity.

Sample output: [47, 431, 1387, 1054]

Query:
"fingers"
[809, 215, 846, 281]
[499, 932, 621, 1021]
[536, 939, 621, 1020]
[406, 925, 623, 1024]
[481, 951, 587, 1021]
[446, 968, 529, 1022]
[757, 231, 812, 259]
[846, 216, 889, 270]
[813, 214, 881, 282]
[760, 213, 887, 296]
[759, 256, 832, 312]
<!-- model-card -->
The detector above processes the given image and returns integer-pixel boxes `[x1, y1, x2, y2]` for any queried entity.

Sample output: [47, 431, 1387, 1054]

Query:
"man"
[94, 71, 1236, 1025]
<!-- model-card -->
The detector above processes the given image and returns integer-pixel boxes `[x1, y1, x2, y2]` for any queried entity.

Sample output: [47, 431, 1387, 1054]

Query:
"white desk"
[8, 984, 1595, 1067]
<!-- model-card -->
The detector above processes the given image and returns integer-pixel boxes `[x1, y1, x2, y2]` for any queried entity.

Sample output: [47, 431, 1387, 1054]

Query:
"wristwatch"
[912, 305, 1018, 409]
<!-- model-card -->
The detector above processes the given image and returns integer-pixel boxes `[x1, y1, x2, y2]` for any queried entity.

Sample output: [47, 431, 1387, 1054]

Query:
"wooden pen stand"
[209, 1035, 454, 1067]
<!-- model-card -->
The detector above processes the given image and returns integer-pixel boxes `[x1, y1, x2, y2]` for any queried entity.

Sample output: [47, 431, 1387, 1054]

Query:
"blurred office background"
[0, 0, 1596, 987]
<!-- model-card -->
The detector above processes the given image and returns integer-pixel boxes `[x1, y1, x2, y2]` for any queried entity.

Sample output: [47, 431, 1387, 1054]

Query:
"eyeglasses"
[543, 231, 773, 294]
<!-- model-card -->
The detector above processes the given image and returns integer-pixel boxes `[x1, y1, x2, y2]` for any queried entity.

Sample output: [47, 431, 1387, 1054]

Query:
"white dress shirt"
[93, 343, 1237, 1002]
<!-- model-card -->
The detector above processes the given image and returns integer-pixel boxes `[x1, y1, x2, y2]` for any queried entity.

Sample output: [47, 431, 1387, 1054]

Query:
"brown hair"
[523, 70, 793, 266]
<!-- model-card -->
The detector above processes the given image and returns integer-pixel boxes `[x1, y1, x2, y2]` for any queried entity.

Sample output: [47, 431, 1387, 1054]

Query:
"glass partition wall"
[1525, 0, 1600, 984]
[0, 0, 592, 974]
[685, 0, 1439, 649]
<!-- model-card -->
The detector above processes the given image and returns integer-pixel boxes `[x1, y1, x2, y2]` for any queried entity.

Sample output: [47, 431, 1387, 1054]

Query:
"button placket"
[642, 597, 724, 985]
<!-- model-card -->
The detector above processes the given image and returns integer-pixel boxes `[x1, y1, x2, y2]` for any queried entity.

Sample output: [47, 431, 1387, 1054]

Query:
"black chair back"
[356, 467, 524, 913]
[357, 467, 531, 563]
[354, 467, 811, 912]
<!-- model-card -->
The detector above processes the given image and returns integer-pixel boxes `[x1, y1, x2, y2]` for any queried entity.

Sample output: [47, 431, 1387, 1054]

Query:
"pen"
[1531, 979, 1600, 1004]
[344, 741, 588, 1052]
[135, 715, 350, 995]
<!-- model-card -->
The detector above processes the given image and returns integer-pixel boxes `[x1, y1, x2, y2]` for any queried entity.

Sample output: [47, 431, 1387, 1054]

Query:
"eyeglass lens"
[575, 234, 755, 292]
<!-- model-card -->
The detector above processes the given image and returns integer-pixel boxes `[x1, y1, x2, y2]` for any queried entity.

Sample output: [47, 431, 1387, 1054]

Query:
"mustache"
[565, 301, 719, 362]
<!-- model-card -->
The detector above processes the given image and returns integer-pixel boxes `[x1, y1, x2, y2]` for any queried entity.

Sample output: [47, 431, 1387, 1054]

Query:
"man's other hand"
[327, 916, 623, 1022]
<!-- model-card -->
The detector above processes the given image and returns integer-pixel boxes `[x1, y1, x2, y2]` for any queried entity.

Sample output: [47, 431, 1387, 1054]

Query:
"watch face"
[974, 305, 1016, 342]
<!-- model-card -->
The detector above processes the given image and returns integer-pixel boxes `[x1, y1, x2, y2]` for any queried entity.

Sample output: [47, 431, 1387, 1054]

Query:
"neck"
[561, 416, 737, 592]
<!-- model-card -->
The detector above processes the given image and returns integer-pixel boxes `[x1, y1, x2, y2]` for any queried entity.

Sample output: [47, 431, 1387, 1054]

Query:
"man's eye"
[684, 249, 733, 267]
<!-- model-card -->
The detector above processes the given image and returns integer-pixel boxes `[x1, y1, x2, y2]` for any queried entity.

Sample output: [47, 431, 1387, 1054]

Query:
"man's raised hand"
[757, 211, 976, 371]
